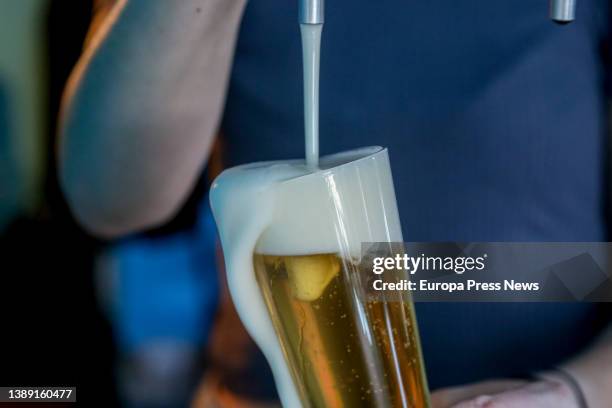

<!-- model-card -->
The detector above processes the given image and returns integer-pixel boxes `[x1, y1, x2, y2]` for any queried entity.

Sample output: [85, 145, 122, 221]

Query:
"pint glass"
[211, 147, 429, 407]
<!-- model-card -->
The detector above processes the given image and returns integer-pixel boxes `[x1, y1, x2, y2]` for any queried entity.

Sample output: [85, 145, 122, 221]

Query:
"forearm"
[561, 324, 612, 408]
[59, 0, 246, 237]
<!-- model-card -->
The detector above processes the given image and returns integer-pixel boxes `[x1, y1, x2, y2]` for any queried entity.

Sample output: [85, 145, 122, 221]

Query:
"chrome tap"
[550, 0, 576, 24]
[299, 0, 324, 25]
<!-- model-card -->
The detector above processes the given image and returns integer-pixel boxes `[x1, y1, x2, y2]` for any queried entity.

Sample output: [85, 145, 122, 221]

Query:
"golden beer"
[254, 253, 429, 408]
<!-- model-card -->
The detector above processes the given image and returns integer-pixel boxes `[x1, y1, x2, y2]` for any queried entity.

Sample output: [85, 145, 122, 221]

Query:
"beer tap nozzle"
[550, 0, 576, 24]
[299, 0, 324, 25]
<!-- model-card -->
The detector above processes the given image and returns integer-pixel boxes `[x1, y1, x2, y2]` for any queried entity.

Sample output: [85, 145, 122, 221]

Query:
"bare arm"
[59, 0, 247, 237]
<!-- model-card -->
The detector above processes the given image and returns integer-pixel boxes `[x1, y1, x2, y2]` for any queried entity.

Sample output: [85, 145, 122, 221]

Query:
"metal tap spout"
[299, 0, 324, 25]
[550, 0, 576, 24]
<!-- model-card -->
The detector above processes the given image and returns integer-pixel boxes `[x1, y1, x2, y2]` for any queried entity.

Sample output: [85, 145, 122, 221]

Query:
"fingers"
[451, 395, 496, 408]
[431, 380, 526, 408]
[449, 380, 576, 408]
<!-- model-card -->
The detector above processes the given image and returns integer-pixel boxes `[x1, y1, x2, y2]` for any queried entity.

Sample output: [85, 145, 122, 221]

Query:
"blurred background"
[0, 1, 231, 406]
[0, 0, 115, 405]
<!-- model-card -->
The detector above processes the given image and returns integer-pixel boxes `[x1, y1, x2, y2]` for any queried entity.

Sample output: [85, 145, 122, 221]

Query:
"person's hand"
[431, 377, 579, 408]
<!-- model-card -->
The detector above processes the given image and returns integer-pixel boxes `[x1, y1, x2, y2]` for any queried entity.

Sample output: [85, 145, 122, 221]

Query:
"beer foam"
[253, 146, 403, 258]
[209, 147, 402, 407]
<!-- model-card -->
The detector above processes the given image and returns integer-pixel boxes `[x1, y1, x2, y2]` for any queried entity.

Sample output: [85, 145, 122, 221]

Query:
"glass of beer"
[211, 147, 430, 407]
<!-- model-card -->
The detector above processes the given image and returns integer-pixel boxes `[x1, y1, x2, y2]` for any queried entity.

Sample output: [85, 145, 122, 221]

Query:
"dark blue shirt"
[222, 0, 612, 389]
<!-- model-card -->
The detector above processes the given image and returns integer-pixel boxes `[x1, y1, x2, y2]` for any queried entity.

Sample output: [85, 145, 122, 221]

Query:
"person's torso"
[222, 0, 611, 388]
